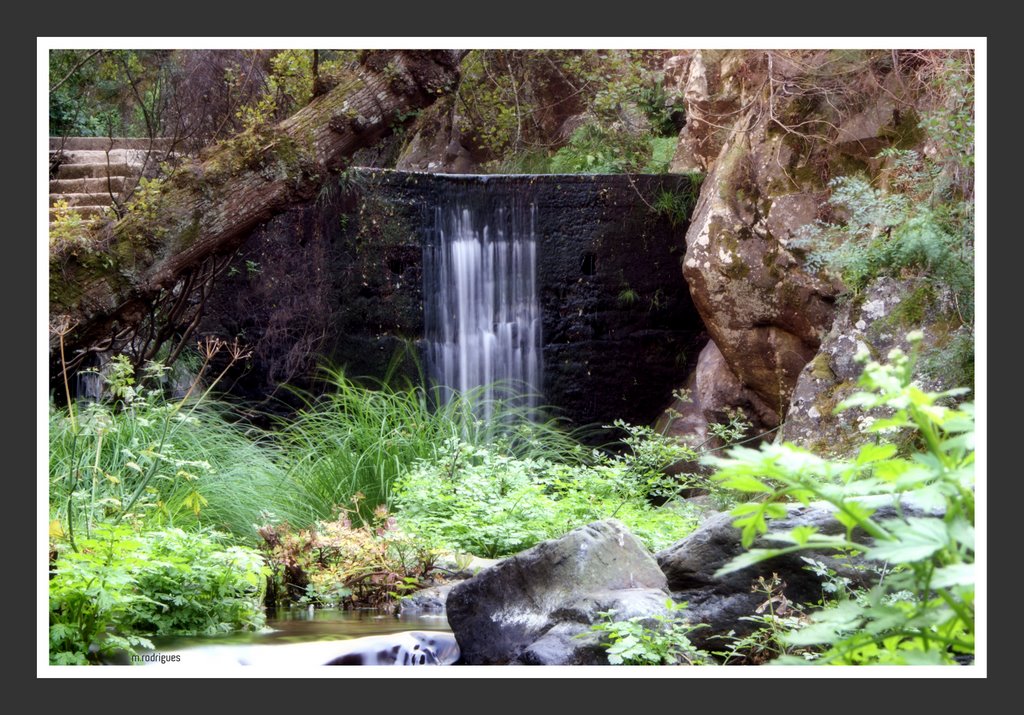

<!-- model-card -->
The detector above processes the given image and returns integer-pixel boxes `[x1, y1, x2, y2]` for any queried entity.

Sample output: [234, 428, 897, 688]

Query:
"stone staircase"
[49, 137, 175, 227]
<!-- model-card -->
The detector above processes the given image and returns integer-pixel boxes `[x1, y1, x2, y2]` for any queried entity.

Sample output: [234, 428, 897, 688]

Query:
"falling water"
[423, 185, 542, 419]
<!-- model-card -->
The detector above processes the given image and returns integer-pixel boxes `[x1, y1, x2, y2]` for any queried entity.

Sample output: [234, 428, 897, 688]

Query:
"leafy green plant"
[277, 368, 580, 519]
[456, 49, 674, 172]
[711, 573, 814, 665]
[124, 176, 164, 224]
[590, 599, 709, 665]
[49, 200, 103, 256]
[651, 172, 705, 227]
[642, 136, 678, 173]
[121, 528, 268, 635]
[708, 332, 974, 665]
[617, 287, 639, 306]
[393, 423, 702, 557]
[549, 123, 652, 174]
[49, 521, 155, 664]
[49, 522, 267, 664]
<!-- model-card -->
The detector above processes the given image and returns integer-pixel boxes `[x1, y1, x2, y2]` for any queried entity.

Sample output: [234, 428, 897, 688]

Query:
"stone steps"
[49, 136, 176, 151]
[56, 162, 134, 180]
[56, 148, 166, 165]
[50, 176, 129, 194]
[49, 137, 175, 231]
[50, 192, 119, 208]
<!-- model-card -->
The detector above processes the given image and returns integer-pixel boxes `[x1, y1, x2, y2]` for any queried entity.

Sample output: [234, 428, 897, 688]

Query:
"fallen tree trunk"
[49, 50, 465, 368]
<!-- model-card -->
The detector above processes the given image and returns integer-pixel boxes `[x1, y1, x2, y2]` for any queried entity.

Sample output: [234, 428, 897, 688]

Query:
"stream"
[126, 607, 455, 667]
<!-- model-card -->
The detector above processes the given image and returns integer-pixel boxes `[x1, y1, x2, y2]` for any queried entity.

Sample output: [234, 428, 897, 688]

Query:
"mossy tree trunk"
[50, 50, 465, 368]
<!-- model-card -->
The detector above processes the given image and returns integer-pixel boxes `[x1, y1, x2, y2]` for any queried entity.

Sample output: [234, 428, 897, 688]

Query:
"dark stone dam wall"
[201, 170, 706, 429]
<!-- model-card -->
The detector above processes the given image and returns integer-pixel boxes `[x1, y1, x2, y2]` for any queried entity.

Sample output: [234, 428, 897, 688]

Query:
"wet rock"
[397, 583, 455, 616]
[446, 519, 672, 665]
[656, 497, 929, 650]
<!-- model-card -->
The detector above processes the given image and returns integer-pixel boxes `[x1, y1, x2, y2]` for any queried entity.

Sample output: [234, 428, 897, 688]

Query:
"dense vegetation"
[48, 48, 976, 667]
[48, 347, 729, 662]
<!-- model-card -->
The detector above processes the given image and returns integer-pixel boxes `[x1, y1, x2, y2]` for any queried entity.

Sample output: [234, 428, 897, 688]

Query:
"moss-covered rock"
[781, 276, 972, 456]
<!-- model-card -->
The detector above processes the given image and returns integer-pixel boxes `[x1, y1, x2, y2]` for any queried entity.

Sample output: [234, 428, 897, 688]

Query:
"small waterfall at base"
[424, 185, 542, 419]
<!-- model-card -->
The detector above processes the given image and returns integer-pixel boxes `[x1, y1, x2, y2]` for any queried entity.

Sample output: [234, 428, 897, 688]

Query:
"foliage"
[49, 521, 267, 664]
[791, 52, 974, 328]
[50, 48, 362, 157]
[392, 422, 703, 558]
[49, 342, 307, 542]
[50, 50, 165, 138]
[617, 287, 639, 306]
[708, 333, 974, 665]
[793, 150, 973, 305]
[124, 176, 165, 225]
[277, 367, 581, 520]
[454, 50, 681, 173]
[651, 172, 705, 227]
[710, 573, 815, 665]
[49, 200, 103, 255]
[49, 521, 155, 664]
[258, 497, 436, 609]
[918, 53, 974, 193]
[266, 50, 315, 115]
[589, 599, 709, 665]
[643, 136, 679, 174]
[120, 528, 268, 635]
[549, 123, 656, 174]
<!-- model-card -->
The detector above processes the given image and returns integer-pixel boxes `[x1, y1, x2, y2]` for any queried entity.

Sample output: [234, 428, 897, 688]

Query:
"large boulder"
[655, 497, 929, 651]
[394, 96, 480, 173]
[682, 112, 838, 422]
[445, 520, 674, 665]
[669, 50, 943, 428]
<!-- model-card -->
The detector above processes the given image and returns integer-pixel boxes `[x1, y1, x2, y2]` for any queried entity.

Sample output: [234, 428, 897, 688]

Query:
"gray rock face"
[446, 520, 672, 665]
[667, 50, 935, 429]
[655, 498, 925, 651]
[781, 276, 971, 456]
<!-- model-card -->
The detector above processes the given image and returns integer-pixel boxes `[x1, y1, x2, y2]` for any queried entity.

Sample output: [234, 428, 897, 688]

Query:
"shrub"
[708, 332, 974, 665]
[277, 368, 581, 520]
[49, 355, 305, 542]
[392, 422, 703, 557]
[257, 498, 436, 609]
[49, 522, 267, 664]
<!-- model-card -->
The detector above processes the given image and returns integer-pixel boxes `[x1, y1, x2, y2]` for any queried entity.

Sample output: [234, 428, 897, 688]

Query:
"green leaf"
[902, 485, 947, 512]
[718, 473, 773, 493]
[833, 501, 876, 531]
[900, 650, 948, 666]
[867, 517, 949, 562]
[947, 516, 975, 551]
[789, 525, 818, 545]
[931, 563, 974, 588]
[856, 443, 897, 465]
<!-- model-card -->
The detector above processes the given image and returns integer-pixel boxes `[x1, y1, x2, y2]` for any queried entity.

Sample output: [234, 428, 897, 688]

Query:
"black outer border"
[16, 4, 1001, 707]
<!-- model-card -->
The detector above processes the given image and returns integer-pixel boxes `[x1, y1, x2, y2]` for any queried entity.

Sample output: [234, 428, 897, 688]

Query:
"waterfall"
[423, 186, 542, 419]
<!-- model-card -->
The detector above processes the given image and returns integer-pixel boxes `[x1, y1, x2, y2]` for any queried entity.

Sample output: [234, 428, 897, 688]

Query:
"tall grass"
[49, 362, 586, 543]
[48, 398, 308, 541]
[276, 367, 584, 520]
